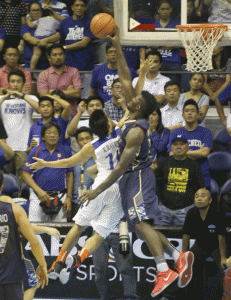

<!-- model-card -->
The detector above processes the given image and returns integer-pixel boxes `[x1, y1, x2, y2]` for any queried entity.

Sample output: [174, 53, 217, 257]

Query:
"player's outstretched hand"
[36, 265, 48, 289]
[107, 25, 120, 45]
[79, 189, 99, 206]
[29, 157, 47, 172]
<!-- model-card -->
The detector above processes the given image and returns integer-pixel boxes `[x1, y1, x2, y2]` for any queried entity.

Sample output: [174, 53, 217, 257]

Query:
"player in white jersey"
[28, 110, 124, 284]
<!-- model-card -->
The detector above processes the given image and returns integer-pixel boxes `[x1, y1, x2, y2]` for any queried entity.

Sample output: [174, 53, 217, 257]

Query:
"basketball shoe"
[151, 269, 179, 298]
[59, 254, 81, 284]
[48, 260, 66, 280]
[175, 251, 194, 288]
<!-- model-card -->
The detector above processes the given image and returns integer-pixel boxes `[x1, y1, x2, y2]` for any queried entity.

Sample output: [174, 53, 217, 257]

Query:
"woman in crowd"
[179, 73, 209, 127]
[203, 47, 231, 102]
[0, 0, 27, 47]
[149, 107, 170, 160]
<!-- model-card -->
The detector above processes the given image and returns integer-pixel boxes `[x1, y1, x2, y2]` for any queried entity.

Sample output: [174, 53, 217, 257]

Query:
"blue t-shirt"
[218, 83, 231, 109]
[155, 19, 181, 64]
[27, 116, 70, 148]
[72, 150, 95, 203]
[90, 63, 137, 103]
[24, 143, 73, 191]
[20, 24, 49, 70]
[59, 15, 95, 71]
[0, 26, 6, 67]
[168, 126, 213, 187]
[149, 127, 170, 159]
[0, 148, 6, 170]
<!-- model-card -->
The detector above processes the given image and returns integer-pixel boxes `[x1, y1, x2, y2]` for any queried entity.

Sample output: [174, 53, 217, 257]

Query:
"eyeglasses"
[45, 131, 59, 136]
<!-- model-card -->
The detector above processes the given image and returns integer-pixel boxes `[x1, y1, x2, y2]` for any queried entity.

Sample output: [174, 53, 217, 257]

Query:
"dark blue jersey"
[119, 119, 152, 172]
[0, 201, 27, 284]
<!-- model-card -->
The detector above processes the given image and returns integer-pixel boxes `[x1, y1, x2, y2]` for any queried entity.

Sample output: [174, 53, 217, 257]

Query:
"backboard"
[114, 0, 231, 46]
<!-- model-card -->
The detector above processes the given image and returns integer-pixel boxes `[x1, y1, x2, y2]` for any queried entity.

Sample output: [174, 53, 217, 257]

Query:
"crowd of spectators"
[0, 0, 231, 299]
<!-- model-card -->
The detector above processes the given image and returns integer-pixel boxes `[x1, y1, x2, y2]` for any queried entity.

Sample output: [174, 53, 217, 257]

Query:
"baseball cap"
[172, 134, 188, 144]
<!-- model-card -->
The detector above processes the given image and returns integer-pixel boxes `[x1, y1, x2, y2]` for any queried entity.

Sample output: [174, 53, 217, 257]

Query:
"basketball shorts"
[119, 167, 160, 231]
[23, 249, 38, 290]
[73, 182, 124, 239]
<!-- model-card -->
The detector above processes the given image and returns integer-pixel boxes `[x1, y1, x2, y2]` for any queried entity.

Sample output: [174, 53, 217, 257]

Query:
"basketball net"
[176, 24, 228, 72]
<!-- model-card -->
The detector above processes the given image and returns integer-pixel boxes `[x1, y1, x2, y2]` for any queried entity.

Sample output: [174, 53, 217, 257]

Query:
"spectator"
[58, 0, 95, 71]
[168, 99, 212, 188]
[154, 0, 181, 83]
[187, 0, 206, 23]
[86, 0, 113, 18]
[27, 94, 71, 153]
[178, 73, 209, 127]
[20, 2, 60, 71]
[23, 122, 73, 222]
[90, 41, 137, 103]
[161, 80, 183, 132]
[214, 83, 231, 127]
[182, 187, 227, 300]
[0, 26, 5, 66]
[154, 135, 205, 226]
[0, 46, 32, 95]
[123, 45, 145, 71]
[39, 0, 69, 22]
[71, 126, 95, 218]
[27, 7, 60, 72]
[51, 89, 72, 120]
[203, 47, 231, 102]
[37, 43, 83, 115]
[67, 95, 104, 137]
[205, 0, 231, 23]
[0, 69, 39, 185]
[93, 223, 139, 300]
[0, 0, 27, 47]
[104, 78, 127, 122]
[132, 50, 170, 105]
[0, 118, 14, 170]
[149, 107, 170, 160]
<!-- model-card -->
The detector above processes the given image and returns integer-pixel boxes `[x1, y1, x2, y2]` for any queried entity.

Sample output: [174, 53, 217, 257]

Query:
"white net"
[176, 25, 227, 72]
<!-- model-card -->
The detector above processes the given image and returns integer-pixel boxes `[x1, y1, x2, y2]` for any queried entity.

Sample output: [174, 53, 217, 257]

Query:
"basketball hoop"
[176, 24, 228, 72]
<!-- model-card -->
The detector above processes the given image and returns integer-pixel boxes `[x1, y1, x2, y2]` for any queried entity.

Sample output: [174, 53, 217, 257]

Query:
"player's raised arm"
[108, 26, 136, 102]
[79, 126, 145, 202]
[29, 143, 95, 172]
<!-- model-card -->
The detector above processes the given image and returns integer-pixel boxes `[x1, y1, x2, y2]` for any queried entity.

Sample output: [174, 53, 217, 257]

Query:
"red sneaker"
[223, 268, 231, 300]
[176, 251, 194, 288]
[151, 269, 179, 298]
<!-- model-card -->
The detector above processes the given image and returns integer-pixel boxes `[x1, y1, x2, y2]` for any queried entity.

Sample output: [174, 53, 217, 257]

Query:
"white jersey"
[91, 127, 120, 185]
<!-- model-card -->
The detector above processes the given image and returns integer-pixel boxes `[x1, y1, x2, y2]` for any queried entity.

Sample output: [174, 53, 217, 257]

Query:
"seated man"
[37, 44, 83, 115]
[58, 0, 95, 71]
[0, 69, 39, 185]
[90, 41, 137, 103]
[23, 122, 73, 222]
[0, 47, 32, 94]
[154, 135, 205, 226]
[132, 49, 170, 105]
[182, 187, 227, 300]
[168, 99, 213, 188]
[161, 80, 183, 132]
[27, 94, 71, 153]
[104, 78, 127, 123]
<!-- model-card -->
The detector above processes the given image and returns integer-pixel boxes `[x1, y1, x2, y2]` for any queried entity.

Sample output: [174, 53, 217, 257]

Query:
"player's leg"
[24, 287, 37, 300]
[30, 46, 42, 71]
[48, 223, 85, 280]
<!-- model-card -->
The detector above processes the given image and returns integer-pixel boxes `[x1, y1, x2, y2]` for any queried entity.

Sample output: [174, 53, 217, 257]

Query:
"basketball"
[90, 13, 116, 39]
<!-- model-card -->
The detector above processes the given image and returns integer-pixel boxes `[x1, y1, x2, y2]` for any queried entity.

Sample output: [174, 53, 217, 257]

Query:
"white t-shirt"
[0, 95, 39, 151]
[227, 114, 231, 129]
[132, 72, 170, 96]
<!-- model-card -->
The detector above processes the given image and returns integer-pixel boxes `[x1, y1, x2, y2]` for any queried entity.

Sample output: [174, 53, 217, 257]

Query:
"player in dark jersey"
[79, 26, 194, 298]
[0, 170, 48, 300]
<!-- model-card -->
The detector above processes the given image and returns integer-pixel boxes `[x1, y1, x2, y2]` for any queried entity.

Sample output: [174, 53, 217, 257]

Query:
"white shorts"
[73, 182, 123, 238]
[29, 189, 67, 222]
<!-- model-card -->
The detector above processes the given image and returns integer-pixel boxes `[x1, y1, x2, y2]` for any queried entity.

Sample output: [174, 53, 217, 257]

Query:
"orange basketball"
[90, 13, 116, 39]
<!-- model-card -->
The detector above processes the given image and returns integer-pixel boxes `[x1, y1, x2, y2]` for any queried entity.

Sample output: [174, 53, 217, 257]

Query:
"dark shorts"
[23, 249, 38, 290]
[119, 167, 160, 231]
[0, 282, 23, 300]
